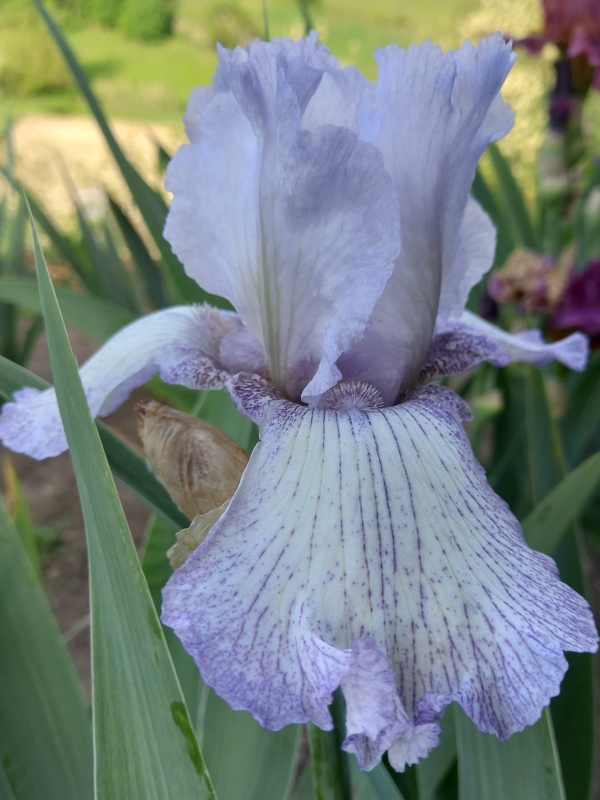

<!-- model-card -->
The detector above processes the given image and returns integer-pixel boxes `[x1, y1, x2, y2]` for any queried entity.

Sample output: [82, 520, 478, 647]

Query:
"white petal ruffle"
[0, 306, 247, 459]
[458, 311, 589, 371]
[162, 378, 597, 770]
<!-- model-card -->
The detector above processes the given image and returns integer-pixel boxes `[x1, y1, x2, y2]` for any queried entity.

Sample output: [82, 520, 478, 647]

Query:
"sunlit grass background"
[1, 0, 600, 208]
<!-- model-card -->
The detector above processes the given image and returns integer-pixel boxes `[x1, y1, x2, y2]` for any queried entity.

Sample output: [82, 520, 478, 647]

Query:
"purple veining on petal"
[341, 636, 439, 771]
[162, 379, 597, 771]
[0, 305, 243, 459]
[418, 325, 510, 383]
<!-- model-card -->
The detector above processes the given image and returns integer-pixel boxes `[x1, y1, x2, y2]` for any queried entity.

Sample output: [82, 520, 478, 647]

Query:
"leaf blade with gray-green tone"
[203, 693, 300, 800]
[0, 497, 93, 800]
[455, 708, 564, 800]
[523, 367, 595, 800]
[522, 450, 600, 555]
[0, 277, 136, 342]
[29, 215, 216, 799]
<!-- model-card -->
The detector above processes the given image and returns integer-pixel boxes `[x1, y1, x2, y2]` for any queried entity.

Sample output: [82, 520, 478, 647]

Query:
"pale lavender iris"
[0, 33, 597, 772]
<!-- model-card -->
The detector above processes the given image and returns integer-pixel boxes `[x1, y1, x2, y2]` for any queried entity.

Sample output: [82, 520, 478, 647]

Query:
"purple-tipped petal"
[0, 306, 247, 459]
[163, 380, 597, 770]
[340, 34, 514, 403]
[341, 637, 440, 771]
[459, 310, 590, 371]
[165, 36, 400, 405]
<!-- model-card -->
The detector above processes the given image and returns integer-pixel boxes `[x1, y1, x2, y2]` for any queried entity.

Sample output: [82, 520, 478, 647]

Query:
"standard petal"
[302, 64, 376, 134]
[165, 37, 401, 404]
[459, 310, 589, 371]
[0, 306, 242, 459]
[340, 34, 515, 403]
[162, 380, 597, 770]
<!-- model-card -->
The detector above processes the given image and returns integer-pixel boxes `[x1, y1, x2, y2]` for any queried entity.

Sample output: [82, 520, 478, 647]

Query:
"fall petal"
[162, 381, 597, 770]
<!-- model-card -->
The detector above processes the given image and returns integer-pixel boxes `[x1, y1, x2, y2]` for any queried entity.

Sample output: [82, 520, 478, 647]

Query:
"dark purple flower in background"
[550, 260, 600, 340]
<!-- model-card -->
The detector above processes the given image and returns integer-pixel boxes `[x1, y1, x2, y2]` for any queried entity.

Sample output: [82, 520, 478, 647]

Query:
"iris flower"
[1, 33, 597, 772]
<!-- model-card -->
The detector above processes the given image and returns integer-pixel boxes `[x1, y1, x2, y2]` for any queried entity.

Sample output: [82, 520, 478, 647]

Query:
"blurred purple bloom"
[0, 33, 596, 772]
[550, 260, 600, 339]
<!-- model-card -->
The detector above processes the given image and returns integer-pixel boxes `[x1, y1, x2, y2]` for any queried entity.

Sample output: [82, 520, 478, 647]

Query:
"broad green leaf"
[33, 0, 209, 307]
[140, 514, 200, 713]
[383, 762, 418, 800]
[455, 708, 564, 800]
[351, 762, 405, 799]
[30, 210, 215, 798]
[522, 450, 600, 555]
[0, 496, 93, 800]
[0, 761, 18, 800]
[0, 277, 136, 341]
[203, 693, 300, 800]
[292, 767, 315, 800]
[0, 355, 189, 530]
[523, 367, 595, 800]
[487, 143, 538, 250]
[308, 693, 352, 800]
[561, 353, 600, 465]
[416, 707, 457, 799]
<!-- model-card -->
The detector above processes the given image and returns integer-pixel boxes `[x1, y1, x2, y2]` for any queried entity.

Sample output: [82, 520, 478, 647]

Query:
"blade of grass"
[29, 206, 216, 798]
[522, 450, 600, 555]
[523, 367, 595, 800]
[0, 496, 93, 800]
[0, 277, 136, 341]
[32, 0, 211, 306]
[487, 143, 538, 250]
[109, 197, 168, 309]
[0, 169, 96, 292]
[455, 707, 564, 800]
[0, 354, 189, 529]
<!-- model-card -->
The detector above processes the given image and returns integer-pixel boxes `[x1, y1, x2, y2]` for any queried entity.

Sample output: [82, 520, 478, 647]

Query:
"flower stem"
[307, 690, 352, 800]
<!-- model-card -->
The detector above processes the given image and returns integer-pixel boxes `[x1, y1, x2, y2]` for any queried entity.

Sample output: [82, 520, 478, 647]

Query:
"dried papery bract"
[168, 501, 230, 569]
[135, 400, 248, 520]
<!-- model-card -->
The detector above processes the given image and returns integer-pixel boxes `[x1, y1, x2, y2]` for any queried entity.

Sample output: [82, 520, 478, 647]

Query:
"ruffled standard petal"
[0, 306, 246, 459]
[162, 378, 597, 771]
[165, 36, 401, 404]
[459, 310, 589, 371]
[339, 34, 515, 403]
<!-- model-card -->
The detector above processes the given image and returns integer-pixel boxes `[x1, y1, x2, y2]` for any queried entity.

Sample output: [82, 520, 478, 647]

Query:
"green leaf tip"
[170, 702, 208, 779]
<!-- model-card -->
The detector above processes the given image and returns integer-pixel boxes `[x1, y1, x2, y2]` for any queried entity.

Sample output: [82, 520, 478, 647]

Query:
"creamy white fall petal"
[0, 306, 245, 459]
[165, 34, 400, 404]
[162, 379, 597, 771]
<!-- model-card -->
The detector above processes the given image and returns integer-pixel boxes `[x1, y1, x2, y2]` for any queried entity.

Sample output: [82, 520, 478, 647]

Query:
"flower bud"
[135, 400, 248, 521]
